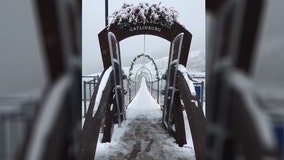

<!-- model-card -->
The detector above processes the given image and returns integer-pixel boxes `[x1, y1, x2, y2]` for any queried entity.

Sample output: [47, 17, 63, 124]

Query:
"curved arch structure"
[128, 53, 159, 81]
[134, 66, 154, 81]
[98, 22, 192, 69]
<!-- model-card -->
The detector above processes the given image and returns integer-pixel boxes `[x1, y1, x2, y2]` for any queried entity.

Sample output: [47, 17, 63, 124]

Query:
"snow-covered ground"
[94, 78, 195, 160]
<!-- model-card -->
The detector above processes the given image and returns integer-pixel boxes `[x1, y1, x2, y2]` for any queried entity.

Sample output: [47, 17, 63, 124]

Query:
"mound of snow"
[126, 78, 162, 119]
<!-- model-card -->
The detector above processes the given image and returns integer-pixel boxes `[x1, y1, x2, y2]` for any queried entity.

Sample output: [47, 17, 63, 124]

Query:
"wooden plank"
[102, 93, 115, 143]
[173, 91, 187, 147]
[82, 70, 114, 160]
[177, 71, 205, 160]
[35, 0, 65, 83]
[235, 0, 265, 73]
[230, 89, 279, 159]
[206, 0, 225, 13]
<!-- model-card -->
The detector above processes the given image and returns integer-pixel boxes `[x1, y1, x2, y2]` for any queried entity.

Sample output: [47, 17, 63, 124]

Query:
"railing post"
[83, 81, 87, 117]
[128, 82, 131, 104]
[173, 91, 187, 146]
[93, 77, 96, 93]
[129, 89, 131, 104]
[201, 81, 204, 107]
[151, 82, 153, 95]
[135, 81, 137, 95]
[157, 79, 160, 103]
[177, 71, 205, 160]
[102, 92, 115, 142]
[88, 81, 92, 101]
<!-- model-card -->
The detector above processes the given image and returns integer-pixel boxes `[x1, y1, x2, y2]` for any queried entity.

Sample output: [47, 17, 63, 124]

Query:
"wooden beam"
[177, 71, 205, 160]
[235, 0, 265, 73]
[36, 0, 65, 83]
[231, 89, 279, 159]
[98, 23, 192, 69]
[173, 91, 187, 147]
[102, 93, 115, 143]
[82, 70, 114, 160]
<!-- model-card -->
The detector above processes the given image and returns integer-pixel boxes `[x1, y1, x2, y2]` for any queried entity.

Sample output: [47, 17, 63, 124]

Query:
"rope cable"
[143, 34, 146, 65]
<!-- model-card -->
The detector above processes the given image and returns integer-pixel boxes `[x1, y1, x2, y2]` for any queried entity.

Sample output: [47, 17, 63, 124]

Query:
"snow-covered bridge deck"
[95, 78, 195, 160]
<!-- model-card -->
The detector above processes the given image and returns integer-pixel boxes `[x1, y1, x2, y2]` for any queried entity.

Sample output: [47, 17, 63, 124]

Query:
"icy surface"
[95, 78, 195, 160]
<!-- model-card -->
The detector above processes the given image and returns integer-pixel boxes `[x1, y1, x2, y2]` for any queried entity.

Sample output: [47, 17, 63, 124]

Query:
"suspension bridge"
[1, 1, 283, 160]
[82, 3, 205, 160]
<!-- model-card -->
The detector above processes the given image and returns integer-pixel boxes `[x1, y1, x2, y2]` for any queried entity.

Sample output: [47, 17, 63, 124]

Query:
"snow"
[178, 65, 197, 96]
[92, 67, 112, 117]
[108, 2, 178, 28]
[95, 78, 195, 159]
[126, 78, 161, 119]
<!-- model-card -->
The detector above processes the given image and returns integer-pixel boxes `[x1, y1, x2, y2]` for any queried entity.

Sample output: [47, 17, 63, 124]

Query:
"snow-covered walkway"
[95, 78, 195, 160]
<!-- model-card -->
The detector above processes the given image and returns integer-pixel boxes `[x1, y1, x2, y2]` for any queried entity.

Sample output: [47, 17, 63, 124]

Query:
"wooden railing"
[177, 69, 206, 160]
[82, 68, 114, 160]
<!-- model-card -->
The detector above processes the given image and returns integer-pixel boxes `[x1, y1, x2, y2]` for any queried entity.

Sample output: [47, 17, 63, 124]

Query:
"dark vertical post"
[173, 91, 187, 147]
[88, 81, 92, 101]
[92, 77, 96, 98]
[135, 81, 137, 95]
[96, 76, 99, 84]
[201, 81, 204, 107]
[105, 0, 108, 27]
[235, 0, 265, 74]
[102, 92, 115, 142]
[160, 79, 163, 105]
[35, 0, 65, 83]
[157, 79, 160, 103]
[0, 116, 4, 157]
[151, 82, 153, 95]
[83, 81, 87, 117]
[93, 76, 96, 86]
[129, 84, 131, 104]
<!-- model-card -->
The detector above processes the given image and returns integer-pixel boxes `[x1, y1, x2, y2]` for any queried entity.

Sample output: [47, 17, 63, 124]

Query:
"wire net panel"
[0, 98, 37, 160]
[82, 76, 99, 118]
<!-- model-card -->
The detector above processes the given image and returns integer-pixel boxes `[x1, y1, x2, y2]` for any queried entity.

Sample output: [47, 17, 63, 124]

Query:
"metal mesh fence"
[82, 76, 99, 118]
[81, 75, 205, 117]
[0, 97, 37, 160]
[146, 80, 164, 105]
[128, 76, 205, 106]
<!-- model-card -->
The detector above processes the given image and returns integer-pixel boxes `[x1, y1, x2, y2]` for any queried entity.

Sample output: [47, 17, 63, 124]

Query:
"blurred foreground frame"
[206, 0, 281, 160]
[15, 0, 82, 160]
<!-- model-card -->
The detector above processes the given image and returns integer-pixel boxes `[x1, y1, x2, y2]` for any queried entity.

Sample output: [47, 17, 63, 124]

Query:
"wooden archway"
[98, 22, 192, 69]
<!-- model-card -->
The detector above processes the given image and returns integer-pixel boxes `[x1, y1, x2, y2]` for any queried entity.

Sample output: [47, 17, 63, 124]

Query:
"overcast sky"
[82, 0, 205, 75]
